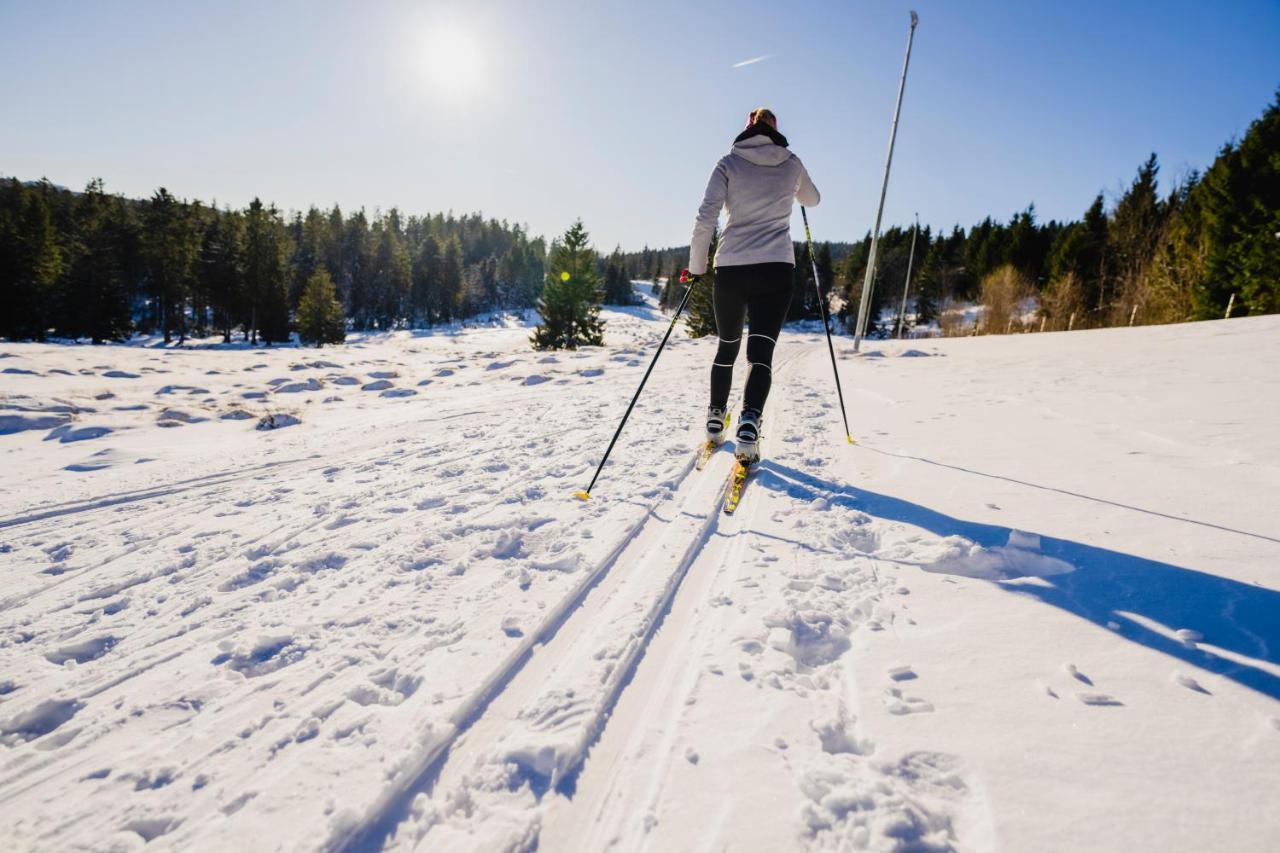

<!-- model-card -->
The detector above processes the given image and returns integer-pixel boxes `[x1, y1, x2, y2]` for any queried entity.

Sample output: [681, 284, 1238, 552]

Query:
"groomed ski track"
[333, 346, 811, 852]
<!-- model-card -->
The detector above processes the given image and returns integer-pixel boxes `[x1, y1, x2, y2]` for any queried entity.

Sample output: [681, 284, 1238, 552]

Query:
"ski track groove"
[351, 345, 808, 851]
[538, 346, 804, 849]
[549, 345, 808, 797]
[320, 350, 723, 851]
[324, 454, 700, 853]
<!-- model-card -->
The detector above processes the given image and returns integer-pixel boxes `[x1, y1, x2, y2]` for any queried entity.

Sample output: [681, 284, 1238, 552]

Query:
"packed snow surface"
[1, 288, 1277, 852]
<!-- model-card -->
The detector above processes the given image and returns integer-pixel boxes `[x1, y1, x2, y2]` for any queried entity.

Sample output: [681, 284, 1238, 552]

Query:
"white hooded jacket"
[688, 131, 820, 275]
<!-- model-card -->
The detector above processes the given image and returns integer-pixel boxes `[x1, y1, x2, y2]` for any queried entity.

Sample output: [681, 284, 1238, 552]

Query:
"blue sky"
[2, 0, 1276, 251]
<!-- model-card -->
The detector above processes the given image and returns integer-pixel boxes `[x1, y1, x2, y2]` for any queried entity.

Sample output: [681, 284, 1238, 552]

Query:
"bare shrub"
[979, 265, 1034, 334]
[1041, 272, 1088, 332]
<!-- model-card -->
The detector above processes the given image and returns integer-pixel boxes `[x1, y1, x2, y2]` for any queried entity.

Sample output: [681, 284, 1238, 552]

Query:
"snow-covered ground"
[1, 286, 1277, 852]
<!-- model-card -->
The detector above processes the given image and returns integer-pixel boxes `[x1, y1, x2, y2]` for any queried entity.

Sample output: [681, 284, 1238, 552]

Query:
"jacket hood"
[730, 134, 793, 167]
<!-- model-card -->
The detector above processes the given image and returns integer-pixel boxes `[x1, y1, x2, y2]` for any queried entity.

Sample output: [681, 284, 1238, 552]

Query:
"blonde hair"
[750, 108, 777, 128]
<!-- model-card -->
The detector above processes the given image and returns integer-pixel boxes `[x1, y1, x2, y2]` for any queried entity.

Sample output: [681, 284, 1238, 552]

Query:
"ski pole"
[801, 207, 854, 444]
[575, 271, 701, 500]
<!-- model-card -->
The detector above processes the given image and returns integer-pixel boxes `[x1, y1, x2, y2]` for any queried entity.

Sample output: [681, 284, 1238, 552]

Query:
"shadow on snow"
[756, 461, 1280, 703]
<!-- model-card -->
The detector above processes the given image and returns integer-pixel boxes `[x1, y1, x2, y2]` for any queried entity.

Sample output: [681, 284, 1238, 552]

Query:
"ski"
[695, 440, 718, 471]
[722, 459, 752, 515]
[696, 411, 729, 471]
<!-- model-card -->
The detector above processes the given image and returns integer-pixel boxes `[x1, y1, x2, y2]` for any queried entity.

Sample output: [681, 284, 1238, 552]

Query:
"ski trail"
[324, 455, 703, 852]
[368, 346, 810, 850]
[536, 346, 803, 851]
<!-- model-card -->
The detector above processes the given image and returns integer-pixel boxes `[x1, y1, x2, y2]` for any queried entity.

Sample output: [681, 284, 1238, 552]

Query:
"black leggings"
[709, 262, 793, 415]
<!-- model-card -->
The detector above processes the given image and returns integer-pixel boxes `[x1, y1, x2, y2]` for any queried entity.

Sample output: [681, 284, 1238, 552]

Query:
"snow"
[1, 286, 1277, 852]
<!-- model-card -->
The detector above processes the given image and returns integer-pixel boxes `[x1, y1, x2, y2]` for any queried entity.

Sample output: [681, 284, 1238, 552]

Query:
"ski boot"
[735, 408, 761, 465]
[706, 406, 729, 446]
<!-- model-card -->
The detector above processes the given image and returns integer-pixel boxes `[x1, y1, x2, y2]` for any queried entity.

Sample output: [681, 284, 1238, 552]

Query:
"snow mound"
[256, 413, 301, 430]
[0, 412, 71, 434]
[919, 531, 1074, 581]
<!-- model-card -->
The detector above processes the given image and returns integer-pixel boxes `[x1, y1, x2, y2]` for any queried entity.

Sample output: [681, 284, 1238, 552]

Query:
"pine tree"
[0, 180, 21, 340]
[437, 236, 464, 323]
[244, 198, 290, 344]
[684, 228, 717, 337]
[65, 179, 130, 342]
[142, 188, 198, 343]
[603, 246, 632, 304]
[1183, 92, 1280, 318]
[1105, 154, 1164, 323]
[199, 210, 245, 343]
[370, 220, 411, 328]
[531, 220, 605, 350]
[1046, 194, 1108, 323]
[343, 210, 372, 328]
[815, 241, 835, 319]
[296, 267, 346, 346]
[411, 234, 439, 325]
[10, 184, 64, 340]
[290, 207, 328, 311]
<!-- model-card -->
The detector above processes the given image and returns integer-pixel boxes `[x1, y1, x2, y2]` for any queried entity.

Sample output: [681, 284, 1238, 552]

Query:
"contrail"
[731, 54, 773, 69]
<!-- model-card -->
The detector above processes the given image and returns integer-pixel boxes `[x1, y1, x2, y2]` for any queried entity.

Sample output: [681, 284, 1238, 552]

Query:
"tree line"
[0, 178, 547, 344]
[645, 91, 1279, 337]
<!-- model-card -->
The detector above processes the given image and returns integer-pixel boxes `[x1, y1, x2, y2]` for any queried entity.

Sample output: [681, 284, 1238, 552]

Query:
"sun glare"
[418, 25, 484, 98]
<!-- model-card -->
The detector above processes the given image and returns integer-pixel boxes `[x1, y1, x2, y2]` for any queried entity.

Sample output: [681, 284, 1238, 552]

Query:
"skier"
[688, 107, 820, 464]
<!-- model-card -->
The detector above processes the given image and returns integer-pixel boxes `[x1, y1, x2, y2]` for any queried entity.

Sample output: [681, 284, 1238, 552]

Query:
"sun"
[417, 25, 484, 98]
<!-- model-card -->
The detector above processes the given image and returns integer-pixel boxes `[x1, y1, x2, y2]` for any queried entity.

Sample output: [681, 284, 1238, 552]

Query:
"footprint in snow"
[45, 635, 118, 665]
[1076, 692, 1123, 707]
[1064, 663, 1093, 685]
[885, 686, 933, 715]
[362, 380, 393, 391]
[380, 388, 417, 398]
[887, 665, 917, 682]
[0, 698, 85, 746]
[1172, 671, 1210, 694]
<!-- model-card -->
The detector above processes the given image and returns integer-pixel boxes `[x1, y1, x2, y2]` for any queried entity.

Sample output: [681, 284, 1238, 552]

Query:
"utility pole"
[896, 212, 919, 339]
[854, 10, 919, 352]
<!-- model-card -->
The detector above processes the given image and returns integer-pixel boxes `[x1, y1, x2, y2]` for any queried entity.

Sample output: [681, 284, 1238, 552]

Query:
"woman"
[688, 107, 820, 464]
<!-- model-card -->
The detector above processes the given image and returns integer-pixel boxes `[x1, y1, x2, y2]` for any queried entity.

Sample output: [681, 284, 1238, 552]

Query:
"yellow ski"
[722, 460, 752, 515]
[695, 440, 718, 471]
[696, 412, 728, 472]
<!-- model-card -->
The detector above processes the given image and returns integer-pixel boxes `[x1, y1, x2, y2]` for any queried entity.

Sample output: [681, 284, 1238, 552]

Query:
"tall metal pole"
[896, 212, 919, 339]
[854, 10, 918, 352]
